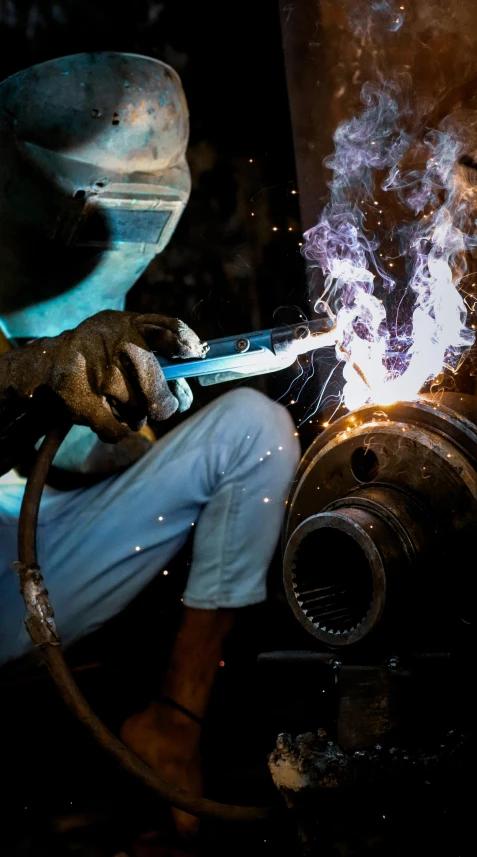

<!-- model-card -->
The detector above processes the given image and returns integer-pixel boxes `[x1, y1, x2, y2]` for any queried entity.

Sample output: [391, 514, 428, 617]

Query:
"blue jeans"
[0, 389, 300, 666]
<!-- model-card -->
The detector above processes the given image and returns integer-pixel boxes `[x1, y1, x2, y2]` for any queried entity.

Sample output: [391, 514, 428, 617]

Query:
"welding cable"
[16, 422, 272, 824]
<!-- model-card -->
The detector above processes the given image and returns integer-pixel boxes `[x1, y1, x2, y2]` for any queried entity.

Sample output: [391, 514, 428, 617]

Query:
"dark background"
[0, 3, 325, 855]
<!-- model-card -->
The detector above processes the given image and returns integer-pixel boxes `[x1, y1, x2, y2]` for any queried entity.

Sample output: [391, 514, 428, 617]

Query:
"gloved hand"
[5, 310, 207, 443]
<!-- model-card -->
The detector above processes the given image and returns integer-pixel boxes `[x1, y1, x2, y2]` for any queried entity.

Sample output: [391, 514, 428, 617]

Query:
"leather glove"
[5, 310, 207, 443]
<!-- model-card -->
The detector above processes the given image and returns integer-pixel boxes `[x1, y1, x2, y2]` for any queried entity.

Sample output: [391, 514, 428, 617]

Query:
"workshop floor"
[0, 550, 472, 857]
[0, 546, 311, 857]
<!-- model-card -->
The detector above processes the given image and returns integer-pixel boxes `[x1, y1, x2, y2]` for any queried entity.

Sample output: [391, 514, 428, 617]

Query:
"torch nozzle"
[281, 318, 338, 358]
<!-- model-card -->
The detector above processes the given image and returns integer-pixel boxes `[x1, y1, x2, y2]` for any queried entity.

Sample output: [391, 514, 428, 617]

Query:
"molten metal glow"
[302, 81, 475, 410]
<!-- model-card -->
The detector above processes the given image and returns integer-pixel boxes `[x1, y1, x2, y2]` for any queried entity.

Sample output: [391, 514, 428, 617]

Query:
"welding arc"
[16, 424, 272, 824]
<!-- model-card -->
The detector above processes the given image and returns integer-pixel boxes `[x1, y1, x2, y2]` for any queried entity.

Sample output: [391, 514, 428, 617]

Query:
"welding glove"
[5, 310, 206, 444]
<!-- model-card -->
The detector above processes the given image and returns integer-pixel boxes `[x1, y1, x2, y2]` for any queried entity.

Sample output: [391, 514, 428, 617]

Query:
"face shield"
[59, 180, 186, 255]
[0, 52, 191, 339]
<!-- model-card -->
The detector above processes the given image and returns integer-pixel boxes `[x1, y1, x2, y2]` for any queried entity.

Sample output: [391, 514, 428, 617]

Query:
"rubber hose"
[16, 423, 272, 823]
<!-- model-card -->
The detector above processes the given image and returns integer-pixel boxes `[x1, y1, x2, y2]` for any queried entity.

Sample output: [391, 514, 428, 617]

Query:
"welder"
[0, 52, 300, 839]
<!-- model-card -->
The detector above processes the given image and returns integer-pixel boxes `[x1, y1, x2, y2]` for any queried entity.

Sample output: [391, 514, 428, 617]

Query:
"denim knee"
[213, 387, 300, 461]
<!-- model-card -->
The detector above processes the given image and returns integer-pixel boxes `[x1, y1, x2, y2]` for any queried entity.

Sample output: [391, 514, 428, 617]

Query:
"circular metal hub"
[284, 512, 382, 643]
[283, 394, 477, 647]
[284, 486, 423, 645]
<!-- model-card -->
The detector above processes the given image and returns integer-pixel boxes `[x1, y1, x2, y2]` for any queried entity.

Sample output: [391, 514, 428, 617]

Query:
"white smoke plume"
[302, 70, 476, 410]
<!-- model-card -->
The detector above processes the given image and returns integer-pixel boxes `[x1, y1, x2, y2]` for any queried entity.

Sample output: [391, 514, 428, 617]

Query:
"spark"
[264, 497, 270, 503]
[291, 189, 297, 195]
[163, 570, 169, 576]
[135, 546, 141, 551]
[158, 516, 164, 521]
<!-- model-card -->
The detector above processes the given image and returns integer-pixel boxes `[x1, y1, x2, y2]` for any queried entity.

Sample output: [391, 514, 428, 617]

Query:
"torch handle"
[156, 317, 335, 386]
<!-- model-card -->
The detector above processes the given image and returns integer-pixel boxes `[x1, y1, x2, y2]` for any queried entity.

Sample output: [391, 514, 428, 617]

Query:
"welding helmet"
[0, 52, 190, 339]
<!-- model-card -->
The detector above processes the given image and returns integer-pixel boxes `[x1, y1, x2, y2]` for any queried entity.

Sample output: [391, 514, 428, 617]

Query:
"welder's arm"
[0, 310, 207, 476]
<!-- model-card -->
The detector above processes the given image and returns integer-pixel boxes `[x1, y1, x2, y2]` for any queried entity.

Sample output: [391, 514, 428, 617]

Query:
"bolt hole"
[91, 108, 102, 118]
[112, 113, 120, 126]
[459, 154, 477, 171]
[74, 189, 86, 199]
[350, 447, 379, 483]
[92, 177, 109, 190]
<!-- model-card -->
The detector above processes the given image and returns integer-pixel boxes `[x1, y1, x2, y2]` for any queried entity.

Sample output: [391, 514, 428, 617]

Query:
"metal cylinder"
[283, 393, 477, 648]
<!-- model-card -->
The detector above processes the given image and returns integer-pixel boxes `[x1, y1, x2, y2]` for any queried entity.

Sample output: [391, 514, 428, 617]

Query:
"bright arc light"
[301, 81, 475, 411]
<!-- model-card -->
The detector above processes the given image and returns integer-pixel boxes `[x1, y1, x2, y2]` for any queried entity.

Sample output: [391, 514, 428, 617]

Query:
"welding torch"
[157, 316, 337, 386]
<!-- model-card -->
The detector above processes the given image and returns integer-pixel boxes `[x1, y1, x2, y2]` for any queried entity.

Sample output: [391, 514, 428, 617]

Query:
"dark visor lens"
[75, 207, 172, 246]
